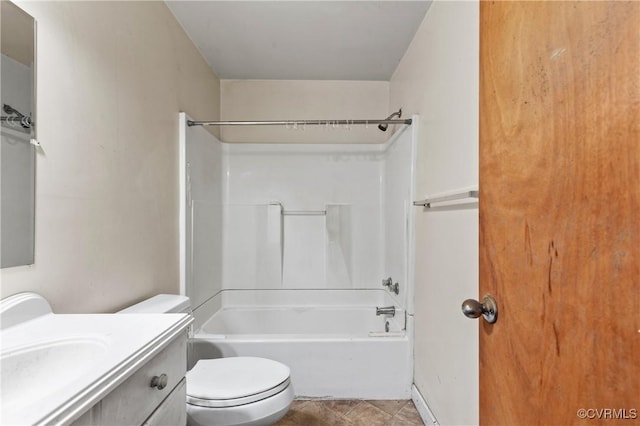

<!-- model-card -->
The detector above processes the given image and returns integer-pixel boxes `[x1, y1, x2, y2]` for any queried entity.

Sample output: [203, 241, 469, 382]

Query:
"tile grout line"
[362, 401, 396, 422]
[393, 399, 410, 417]
[342, 400, 364, 418]
[369, 399, 410, 417]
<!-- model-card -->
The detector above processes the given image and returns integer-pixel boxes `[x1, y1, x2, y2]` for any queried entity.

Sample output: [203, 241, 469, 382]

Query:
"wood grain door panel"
[479, 2, 640, 424]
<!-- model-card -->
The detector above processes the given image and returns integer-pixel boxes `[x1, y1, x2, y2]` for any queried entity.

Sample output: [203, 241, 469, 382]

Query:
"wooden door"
[479, 2, 640, 425]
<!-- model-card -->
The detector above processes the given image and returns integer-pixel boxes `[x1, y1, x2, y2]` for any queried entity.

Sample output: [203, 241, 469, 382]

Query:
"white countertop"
[1, 312, 192, 425]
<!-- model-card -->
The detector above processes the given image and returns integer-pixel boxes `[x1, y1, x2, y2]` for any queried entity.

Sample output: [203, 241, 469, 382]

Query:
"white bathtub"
[189, 289, 413, 399]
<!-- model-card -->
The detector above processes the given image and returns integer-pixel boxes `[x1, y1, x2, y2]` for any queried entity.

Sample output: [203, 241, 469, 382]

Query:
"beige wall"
[220, 79, 389, 143]
[1, 1, 220, 313]
[390, 1, 479, 424]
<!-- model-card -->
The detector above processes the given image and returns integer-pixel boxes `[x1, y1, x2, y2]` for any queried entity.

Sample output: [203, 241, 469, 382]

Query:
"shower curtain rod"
[187, 118, 412, 127]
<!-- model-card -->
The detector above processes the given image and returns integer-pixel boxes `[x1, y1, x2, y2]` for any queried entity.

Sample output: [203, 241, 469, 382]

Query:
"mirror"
[1, 1, 36, 268]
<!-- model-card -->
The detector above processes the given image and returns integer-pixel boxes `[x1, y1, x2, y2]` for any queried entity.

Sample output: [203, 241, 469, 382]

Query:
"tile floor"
[275, 399, 425, 426]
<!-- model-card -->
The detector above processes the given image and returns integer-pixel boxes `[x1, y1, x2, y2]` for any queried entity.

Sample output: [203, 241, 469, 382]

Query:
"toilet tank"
[118, 294, 191, 314]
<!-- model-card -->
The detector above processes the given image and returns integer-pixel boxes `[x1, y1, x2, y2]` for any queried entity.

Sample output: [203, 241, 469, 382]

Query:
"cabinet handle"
[150, 374, 168, 390]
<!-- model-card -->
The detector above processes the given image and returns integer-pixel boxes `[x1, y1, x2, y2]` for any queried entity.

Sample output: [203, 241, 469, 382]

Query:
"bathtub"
[189, 289, 413, 399]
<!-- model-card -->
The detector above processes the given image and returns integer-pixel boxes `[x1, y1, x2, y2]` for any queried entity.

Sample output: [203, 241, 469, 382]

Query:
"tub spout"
[376, 306, 395, 317]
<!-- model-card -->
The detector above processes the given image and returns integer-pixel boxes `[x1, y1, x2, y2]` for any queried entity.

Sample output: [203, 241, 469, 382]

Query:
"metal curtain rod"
[187, 118, 412, 127]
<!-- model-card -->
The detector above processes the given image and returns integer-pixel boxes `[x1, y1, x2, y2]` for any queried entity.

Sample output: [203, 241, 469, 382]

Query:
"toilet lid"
[186, 357, 291, 408]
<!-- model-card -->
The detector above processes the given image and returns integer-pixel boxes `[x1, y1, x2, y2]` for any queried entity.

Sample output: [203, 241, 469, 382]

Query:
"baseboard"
[412, 384, 439, 426]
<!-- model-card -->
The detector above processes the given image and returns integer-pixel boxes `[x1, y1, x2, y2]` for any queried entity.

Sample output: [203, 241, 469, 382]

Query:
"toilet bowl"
[119, 295, 294, 426]
[187, 357, 294, 426]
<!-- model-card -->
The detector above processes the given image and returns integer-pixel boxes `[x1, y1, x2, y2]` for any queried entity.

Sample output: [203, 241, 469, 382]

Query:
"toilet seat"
[186, 357, 291, 408]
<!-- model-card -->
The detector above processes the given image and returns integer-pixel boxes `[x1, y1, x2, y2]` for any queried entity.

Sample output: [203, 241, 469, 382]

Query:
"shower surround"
[179, 113, 417, 398]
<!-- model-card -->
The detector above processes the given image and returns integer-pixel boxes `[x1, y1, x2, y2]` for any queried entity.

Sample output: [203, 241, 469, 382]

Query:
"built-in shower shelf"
[282, 210, 326, 216]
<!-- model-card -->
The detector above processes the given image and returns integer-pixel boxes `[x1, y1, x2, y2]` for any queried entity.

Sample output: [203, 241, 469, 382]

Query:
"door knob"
[461, 295, 498, 324]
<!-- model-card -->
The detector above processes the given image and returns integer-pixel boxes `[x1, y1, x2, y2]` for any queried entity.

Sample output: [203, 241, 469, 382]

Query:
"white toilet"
[120, 294, 294, 426]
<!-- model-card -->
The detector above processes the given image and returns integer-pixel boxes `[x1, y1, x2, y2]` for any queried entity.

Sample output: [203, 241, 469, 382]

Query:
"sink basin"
[1, 338, 108, 409]
[0, 292, 192, 425]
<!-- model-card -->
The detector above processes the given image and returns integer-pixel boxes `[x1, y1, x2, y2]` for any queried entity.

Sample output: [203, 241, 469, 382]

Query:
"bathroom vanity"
[72, 332, 188, 426]
[0, 293, 193, 426]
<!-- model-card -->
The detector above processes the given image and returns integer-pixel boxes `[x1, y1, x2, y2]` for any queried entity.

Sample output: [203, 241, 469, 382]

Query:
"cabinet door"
[100, 335, 187, 425]
[143, 379, 187, 426]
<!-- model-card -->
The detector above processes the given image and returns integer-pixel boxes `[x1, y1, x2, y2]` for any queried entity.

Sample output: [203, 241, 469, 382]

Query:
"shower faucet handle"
[382, 277, 400, 295]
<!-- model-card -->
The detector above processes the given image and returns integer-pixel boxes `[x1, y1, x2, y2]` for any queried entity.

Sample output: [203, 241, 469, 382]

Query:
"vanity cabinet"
[73, 333, 188, 426]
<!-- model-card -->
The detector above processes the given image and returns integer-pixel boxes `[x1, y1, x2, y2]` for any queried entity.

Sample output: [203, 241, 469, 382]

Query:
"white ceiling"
[165, 1, 432, 81]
